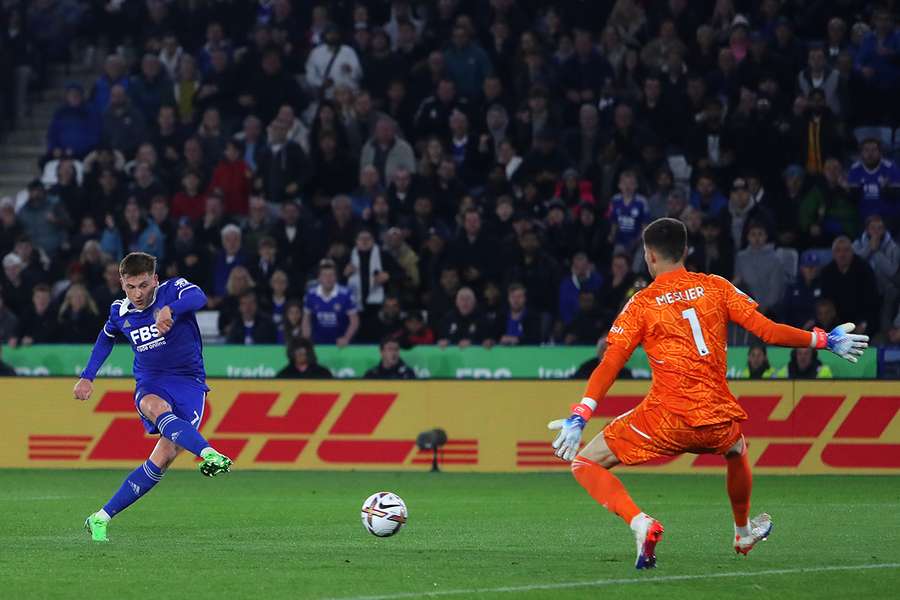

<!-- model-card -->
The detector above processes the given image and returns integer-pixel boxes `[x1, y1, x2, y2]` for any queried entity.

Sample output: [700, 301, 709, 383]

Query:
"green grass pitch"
[0, 470, 898, 599]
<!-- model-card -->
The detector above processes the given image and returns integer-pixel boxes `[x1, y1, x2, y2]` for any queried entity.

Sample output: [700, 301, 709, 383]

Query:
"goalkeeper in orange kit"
[549, 218, 869, 570]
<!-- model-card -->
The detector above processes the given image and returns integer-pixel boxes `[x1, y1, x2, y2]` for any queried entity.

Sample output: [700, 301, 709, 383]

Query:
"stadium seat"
[196, 310, 223, 342]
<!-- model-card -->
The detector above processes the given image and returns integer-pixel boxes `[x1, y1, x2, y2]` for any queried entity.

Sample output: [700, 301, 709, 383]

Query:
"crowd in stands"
[2, 0, 900, 364]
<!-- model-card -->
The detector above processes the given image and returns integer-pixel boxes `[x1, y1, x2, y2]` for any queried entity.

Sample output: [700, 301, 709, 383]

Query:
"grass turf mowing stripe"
[324, 563, 900, 600]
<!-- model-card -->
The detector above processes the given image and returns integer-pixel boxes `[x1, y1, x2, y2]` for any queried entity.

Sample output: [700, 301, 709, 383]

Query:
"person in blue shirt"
[302, 259, 359, 346]
[847, 138, 900, 222]
[609, 169, 649, 253]
[74, 252, 233, 542]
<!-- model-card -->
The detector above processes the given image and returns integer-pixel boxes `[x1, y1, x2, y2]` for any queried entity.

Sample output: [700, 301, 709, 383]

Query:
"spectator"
[608, 169, 649, 254]
[168, 217, 210, 287]
[277, 338, 333, 379]
[558, 252, 602, 325]
[305, 25, 363, 99]
[736, 343, 776, 379]
[397, 310, 435, 348]
[92, 261, 123, 310]
[225, 291, 277, 344]
[797, 45, 841, 116]
[346, 229, 396, 324]
[820, 236, 881, 334]
[852, 215, 900, 336]
[242, 48, 307, 125]
[360, 117, 416, 184]
[364, 338, 416, 379]
[263, 269, 290, 333]
[47, 83, 100, 160]
[725, 176, 771, 250]
[813, 298, 840, 332]
[100, 199, 164, 261]
[128, 53, 174, 123]
[690, 170, 728, 218]
[443, 24, 493, 99]
[0, 295, 19, 344]
[171, 170, 207, 222]
[56, 283, 101, 343]
[437, 287, 491, 348]
[573, 336, 634, 380]
[212, 224, 248, 299]
[89, 54, 129, 117]
[783, 250, 824, 329]
[208, 139, 251, 217]
[254, 118, 309, 205]
[18, 180, 69, 258]
[799, 158, 858, 246]
[597, 253, 636, 322]
[1, 253, 31, 317]
[507, 229, 561, 316]
[790, 88, 843, 175]
[14, 284, 57, 346]
[497, 283, 542, 345]
[101, 84, 147, 159]
[780, 347, 833, 379]
[564, 290, 607, 345]
[302, 260, 359, 346]
[699, 217, 735, 279]
[847, 139, 900, 224]
[734, 222, 784, 316]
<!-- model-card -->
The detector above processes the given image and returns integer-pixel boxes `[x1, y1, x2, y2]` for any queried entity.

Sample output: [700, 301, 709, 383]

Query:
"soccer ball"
[360, 491, 408, 537]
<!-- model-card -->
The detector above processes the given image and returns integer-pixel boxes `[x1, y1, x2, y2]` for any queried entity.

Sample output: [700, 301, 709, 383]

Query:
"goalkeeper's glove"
[548, 400, 595, 461]
[812, 322, 869, 363]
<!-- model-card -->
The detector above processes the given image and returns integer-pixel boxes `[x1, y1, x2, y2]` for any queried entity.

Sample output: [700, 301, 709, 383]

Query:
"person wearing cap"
[305, 23, 363, 99]
[47, 83, 101, 160]
[725, 176, 772, 249]
[783, 250, 824, 328]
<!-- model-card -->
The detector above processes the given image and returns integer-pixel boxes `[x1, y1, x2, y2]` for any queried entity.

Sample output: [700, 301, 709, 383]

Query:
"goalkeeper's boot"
[199, 448, 233, 477]
[734, 513, 773, 555]
[84, 513, 109, 543]
[633, 513, 665, 569]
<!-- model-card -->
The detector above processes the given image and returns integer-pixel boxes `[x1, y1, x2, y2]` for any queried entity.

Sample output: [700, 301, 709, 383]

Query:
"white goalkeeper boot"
[734, 512, 773, 555]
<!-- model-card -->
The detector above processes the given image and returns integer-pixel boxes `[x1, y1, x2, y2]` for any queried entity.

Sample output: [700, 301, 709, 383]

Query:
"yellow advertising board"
[2, 378, 899, 473]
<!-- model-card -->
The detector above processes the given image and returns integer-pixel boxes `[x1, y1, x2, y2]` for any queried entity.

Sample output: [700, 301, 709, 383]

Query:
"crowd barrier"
[1, 379, 897, 474]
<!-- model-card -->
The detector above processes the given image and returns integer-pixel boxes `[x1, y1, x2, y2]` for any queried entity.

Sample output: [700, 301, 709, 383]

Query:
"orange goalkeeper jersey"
[584, 267, 816, 426]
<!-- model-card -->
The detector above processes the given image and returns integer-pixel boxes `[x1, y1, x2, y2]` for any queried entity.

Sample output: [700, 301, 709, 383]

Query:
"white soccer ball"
[361, 491, 408, 537]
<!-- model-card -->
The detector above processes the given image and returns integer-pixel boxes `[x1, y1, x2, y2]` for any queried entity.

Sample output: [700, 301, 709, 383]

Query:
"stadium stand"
[1, 0, 899, 355]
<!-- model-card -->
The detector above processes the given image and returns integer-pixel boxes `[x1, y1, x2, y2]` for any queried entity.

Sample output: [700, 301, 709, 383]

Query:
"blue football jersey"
[102, 278, 207, 385]
[303, 284, 357, 344]
[611, 195, 649, 247]
[847, 159, 900, 219]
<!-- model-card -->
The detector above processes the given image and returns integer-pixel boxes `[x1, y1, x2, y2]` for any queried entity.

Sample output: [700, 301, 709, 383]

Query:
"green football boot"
[199, 448, 233, 477]
[84, 513, 109, 542]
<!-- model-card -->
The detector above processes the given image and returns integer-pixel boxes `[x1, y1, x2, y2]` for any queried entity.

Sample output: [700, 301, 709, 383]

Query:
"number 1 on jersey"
[681, 308, 710, 356]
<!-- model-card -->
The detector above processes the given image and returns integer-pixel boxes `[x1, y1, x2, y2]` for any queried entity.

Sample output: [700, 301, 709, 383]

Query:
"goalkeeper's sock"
[726, 451, 752, 533]
[102, 460, 164, 518]
[571, 455, 641, 525]
[156, 411, 210, 457]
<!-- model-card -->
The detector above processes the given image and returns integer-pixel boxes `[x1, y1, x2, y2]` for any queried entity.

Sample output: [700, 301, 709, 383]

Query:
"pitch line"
[324, 562, 900, 600]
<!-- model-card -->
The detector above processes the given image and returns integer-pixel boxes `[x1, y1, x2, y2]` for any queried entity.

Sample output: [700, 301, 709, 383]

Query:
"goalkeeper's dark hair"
[642, 218, 687, 263]
[119, 252, 157, 278]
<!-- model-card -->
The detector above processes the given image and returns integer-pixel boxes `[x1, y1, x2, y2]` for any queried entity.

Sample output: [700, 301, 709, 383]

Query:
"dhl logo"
[516, 395, 900, 469]
[30, 390, 480, 467]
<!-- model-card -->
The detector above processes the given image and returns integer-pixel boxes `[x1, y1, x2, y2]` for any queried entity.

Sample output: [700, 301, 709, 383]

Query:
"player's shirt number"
[681, 308, 710, 356]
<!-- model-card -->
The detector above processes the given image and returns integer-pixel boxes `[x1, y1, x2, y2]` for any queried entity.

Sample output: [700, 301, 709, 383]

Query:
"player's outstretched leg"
[140, 394, 232, 477]
[572, 434, 664, 570]
[726, 437, 773, 555]
[84, 439, 176, 542]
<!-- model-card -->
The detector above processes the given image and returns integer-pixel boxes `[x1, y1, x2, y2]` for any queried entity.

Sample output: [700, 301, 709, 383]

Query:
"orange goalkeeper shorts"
[602, 399, 742, 466]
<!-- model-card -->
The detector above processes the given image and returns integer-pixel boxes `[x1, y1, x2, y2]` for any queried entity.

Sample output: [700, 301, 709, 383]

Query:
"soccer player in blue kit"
[73, 252, 233, 542]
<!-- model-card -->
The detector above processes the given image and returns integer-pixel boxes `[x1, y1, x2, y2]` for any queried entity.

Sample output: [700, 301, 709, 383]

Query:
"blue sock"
[103, 461, 163, 518]
[156, 411, 211, 457]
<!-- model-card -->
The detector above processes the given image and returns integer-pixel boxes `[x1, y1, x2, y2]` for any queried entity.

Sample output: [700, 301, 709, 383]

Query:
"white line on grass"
[324, 563, 900, 600]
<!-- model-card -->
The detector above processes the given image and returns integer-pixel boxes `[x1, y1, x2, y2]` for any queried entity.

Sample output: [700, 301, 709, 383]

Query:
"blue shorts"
[134, 376, 209, 435]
